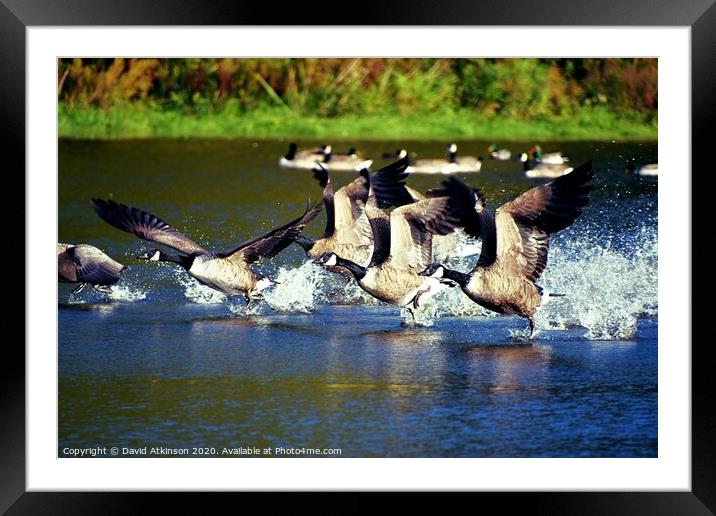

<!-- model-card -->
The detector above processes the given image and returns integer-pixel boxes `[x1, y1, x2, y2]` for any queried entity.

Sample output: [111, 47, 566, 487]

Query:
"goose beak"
[312, 258, 323, 265]
[418, 269, 430, 277]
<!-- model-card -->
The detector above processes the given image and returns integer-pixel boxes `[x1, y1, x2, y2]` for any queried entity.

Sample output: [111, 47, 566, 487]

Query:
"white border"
[28, 27, 690, 490]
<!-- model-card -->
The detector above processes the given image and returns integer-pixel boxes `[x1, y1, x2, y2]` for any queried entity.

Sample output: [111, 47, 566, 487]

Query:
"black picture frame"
[5, 0, 709, 511]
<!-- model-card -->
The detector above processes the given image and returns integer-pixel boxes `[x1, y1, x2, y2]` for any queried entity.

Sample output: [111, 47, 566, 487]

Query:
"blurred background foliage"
[57, 58, 657, 139]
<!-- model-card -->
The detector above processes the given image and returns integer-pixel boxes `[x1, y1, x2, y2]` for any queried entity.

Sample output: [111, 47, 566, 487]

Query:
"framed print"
[6, 0, 711, 512]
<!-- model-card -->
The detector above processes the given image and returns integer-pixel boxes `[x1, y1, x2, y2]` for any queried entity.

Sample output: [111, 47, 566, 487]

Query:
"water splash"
[107, 284, 147, 302]
[262, 261, 323, 313]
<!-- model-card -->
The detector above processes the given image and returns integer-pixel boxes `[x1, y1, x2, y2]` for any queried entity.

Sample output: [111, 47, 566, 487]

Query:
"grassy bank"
[58, 105, 657, 141]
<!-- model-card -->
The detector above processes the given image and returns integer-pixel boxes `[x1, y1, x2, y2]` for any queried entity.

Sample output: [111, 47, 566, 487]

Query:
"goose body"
[420, 161, 593, 336]
[58, 243, 126, 293]
[92, 199, 320, 301]
[518, 153, 573, 178]
[321, 146, 373, 172]
[295, 157, 414, 274]
[279, 142, 328, 170]
[313, 177, 472, 317]
[404, 144, 479, 174]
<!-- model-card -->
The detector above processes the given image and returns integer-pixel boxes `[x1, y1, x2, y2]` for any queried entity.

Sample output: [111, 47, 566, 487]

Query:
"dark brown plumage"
[420, 161, 593, 336]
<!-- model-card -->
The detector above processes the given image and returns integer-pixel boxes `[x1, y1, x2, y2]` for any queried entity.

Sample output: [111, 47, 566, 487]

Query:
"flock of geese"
[59, 149, 595, 337]
[280, 141, 657, 178]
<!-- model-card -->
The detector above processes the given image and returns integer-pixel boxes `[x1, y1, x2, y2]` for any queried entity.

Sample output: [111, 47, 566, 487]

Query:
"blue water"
[58, 139, 657, 457]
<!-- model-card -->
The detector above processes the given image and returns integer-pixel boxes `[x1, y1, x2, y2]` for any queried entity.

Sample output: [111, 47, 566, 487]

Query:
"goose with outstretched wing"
[92, 198, 320, 302]
[312, 175, 471, 319]
[294, 156, 415, 272]
[58, 243, 126, 294]
[419, 161, 593, 337]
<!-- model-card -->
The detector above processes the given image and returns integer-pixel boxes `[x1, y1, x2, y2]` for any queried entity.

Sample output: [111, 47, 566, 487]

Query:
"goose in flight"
[58, 243, 126, 294]
[92, 199, 320, 302]
[419, 161, 593, 337]
[294, 156, 415, 273]
[313, 176, 471, 320]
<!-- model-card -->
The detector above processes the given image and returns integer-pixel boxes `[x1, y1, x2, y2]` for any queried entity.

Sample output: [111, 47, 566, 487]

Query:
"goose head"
[418, 263, 445, 279]
[137, 248, 162, 261]
[313, 252, 338, 267]
[517, 152, 529, 163]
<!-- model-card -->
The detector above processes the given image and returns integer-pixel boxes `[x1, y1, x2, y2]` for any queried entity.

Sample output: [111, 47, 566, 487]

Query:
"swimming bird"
[404, 144, 472, 174]
[419, 161, 593, 337]
[91, 199, 321, 303]
[294, 156, 415, 273]
[279, 142, 328, 170]
[312, 176, 472, 320]
[625, 161, 658, 177]
[58, 243, 126, 294]
[321, 145, 373, 172]
[529, 145, 569, 165]
[518, 152, 574, 179]
[488, 144, 512, 161]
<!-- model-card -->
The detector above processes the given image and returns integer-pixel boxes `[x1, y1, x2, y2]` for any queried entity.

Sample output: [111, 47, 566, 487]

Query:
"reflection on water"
[58, 139, 657, 457]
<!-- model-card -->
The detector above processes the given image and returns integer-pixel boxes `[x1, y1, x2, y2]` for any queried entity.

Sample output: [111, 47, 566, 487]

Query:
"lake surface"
[58, 138, 658, 457]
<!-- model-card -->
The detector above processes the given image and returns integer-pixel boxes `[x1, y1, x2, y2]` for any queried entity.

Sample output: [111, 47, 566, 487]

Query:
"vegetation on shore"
[57, 58, 657, 141]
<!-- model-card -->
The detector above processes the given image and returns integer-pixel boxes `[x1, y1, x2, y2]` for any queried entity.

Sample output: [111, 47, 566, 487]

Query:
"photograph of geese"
[57, 57, 658, 461]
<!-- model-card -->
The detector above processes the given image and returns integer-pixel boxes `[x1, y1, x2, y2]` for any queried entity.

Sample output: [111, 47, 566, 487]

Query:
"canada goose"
[321, 145, 373, 172]
[518, 153, 574, 179]
[529, 145, 569, 165]
[312, 177, 472, 319]
[58, 243, 126, 294]
[488, 144, 512, 161]
[406, 143, 482, 174]
[278, 142, 328, 170]
[91, 199, 321, 303]
[403, 186, 461, 260]
[625, 161, 658, 177]
[419, 161, 593, 337]
[294, 156, 415, 273]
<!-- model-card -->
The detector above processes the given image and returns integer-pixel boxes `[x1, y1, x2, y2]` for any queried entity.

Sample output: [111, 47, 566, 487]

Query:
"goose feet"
[528, 317, 536, 339]
[72, 283, 87, 294]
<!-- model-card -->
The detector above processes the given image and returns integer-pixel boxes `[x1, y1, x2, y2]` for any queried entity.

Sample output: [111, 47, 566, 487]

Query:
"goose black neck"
[159, 252, 194, 270]
[442, 268, 470, 287]
[448, 150, 457, 163]
[335, 256, 367, 281]
[294, 235, 315, 253]
[285, 143, 297, 160]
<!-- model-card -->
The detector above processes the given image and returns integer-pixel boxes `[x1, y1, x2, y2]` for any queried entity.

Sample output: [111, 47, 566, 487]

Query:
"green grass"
[58, 104, 657, 141]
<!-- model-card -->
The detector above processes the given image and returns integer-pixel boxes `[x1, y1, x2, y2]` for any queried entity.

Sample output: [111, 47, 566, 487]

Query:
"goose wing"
[92, 199, 209, 256]
[331, 156, 413, 246]
[387, 195, 462, 271]
[494, 161, 593, 281]
[67, 244, 125, 285]
[220, 203, 322, 264]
